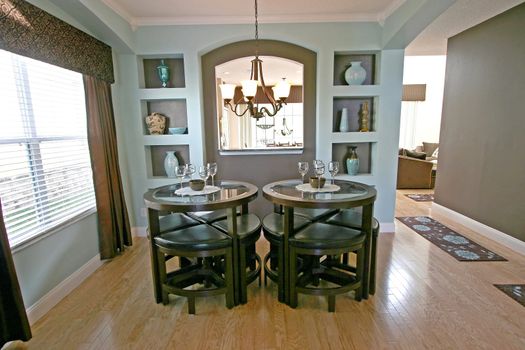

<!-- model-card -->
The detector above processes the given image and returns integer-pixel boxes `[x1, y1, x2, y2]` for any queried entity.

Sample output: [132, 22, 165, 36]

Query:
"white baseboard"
[432, 203, 525, 256]
[132, 226, 147, 237]
[26, 254, 104, 325]
[379, 222, 395, 233]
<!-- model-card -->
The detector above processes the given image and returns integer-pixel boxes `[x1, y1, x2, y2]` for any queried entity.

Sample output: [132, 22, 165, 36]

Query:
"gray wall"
[435, 3, 525, 242]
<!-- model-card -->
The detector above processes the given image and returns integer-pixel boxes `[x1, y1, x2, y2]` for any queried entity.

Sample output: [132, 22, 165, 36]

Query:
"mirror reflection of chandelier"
[219, 0, 291, 120]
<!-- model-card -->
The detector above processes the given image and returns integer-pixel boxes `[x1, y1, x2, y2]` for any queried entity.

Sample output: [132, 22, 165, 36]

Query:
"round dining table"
[144, 180, 258, 306]
[262, 179, 377, 305]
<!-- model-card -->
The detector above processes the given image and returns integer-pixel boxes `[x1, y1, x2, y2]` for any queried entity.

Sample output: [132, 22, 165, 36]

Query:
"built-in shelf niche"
[145, 145, 190, 178]
[332, 142, 374, 175]
[142, 99, 188, 135]
[333, 53, 377, 86]
[142, 57, 185, 89]
[332, 96, 376, 133]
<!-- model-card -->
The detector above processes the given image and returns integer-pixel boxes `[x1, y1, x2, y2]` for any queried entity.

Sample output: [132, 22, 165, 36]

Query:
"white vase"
[344, 61, 367, 85]
[164, 151, 179, 177]
[339, 108, 349, 132]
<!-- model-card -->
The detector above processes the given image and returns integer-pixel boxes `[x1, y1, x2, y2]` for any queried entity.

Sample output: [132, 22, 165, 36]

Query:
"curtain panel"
[0, 0, 114, 83]
[0, 200, 32, 346]
[83, 75, 132, 259]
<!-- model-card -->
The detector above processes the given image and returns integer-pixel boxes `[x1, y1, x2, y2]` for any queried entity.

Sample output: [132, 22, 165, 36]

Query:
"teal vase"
[345, 146, 359, 175]
[156, 59, 170, 88]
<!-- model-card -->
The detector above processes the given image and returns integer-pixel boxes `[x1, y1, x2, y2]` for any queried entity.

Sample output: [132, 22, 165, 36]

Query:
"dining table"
[143, 180, 258, 306]
[262, 179, 377, 305]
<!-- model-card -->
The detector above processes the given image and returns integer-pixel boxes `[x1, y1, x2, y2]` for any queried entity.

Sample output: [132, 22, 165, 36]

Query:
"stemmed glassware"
[175, 165, 187, 189]
[207, 162, 218, 187]
[313, 160, 325, 190]
[198, 165, 210, 186]
[298, 161, 309, 183]
[185, 163, 195, 180]
[328, 161, 339, 185]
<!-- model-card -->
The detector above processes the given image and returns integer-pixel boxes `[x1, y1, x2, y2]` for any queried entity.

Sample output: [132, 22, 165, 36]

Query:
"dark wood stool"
[289, 207, 339, 222]
[159, 213, 200, 233]
[186, 208, 240, 224]
[261, 213, 311, 301]
[154, 224, 234, 314]
[213, 213, 262, 304]
[325, 209, 380, 294]
[289, 223, 366, 312]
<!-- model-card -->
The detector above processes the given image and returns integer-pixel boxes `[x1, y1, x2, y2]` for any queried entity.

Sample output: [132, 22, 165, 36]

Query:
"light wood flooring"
[25, 190, 525, 349]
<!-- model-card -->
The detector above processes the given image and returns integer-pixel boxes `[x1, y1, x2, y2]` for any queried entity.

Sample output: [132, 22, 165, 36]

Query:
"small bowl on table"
[168, 127, 187, 135]
[189, 179, 205, 191]
[309, 176, 326, 189]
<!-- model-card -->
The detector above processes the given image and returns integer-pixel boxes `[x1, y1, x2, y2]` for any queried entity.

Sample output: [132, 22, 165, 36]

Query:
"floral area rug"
[494, 284, 525, 307]
[405, 194, 434, 202]
[396, 216, 507, 261]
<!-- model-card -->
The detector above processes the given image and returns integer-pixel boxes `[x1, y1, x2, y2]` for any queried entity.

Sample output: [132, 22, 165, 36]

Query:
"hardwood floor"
[26, 191, 525, 349]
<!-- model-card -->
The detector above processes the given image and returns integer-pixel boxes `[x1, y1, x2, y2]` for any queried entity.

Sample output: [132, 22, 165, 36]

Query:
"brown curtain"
[83, 75, 132, 259]
[0, 200, 32, 346]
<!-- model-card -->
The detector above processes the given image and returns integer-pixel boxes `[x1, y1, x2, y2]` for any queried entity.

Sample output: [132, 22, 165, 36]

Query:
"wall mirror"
[215, 56, 304, 152]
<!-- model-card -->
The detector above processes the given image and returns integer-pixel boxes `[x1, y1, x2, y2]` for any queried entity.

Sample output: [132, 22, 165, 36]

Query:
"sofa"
[396, 142, 439, 189]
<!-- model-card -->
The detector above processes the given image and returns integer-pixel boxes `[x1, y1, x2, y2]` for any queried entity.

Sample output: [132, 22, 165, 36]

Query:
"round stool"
[289, 222, 366, 312]
[154, 224, 234, 314]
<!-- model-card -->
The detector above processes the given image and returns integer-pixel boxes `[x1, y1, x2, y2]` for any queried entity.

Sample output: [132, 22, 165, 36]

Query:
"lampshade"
[402, 84, 426, 101]
[241, 79, 258, 98]
[219, 83, 236, 100]
[272, 78, 291, 100]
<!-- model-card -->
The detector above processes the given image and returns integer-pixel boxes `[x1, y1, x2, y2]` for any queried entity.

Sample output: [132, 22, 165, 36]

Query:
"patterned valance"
[0, 0, 114, 83]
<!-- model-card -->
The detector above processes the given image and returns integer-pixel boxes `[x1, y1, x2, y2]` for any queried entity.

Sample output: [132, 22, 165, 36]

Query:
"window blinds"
[0, 50, 96, 247]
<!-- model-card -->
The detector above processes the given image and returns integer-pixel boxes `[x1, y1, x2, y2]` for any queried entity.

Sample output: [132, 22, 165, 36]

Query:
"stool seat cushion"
[325, 209, 379, 234]
[154, 225, 231, 251]
[212, 214, 262, 240]
[159, 213, 200, 233]
[262, 213, 311, 241]
[290, 223, 365, 249]
[186, 208, 240, 224]
[294, 208, 339, 221]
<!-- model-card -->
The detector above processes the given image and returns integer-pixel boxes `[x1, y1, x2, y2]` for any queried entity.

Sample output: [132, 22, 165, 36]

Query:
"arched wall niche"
[201, 39, 317, 216]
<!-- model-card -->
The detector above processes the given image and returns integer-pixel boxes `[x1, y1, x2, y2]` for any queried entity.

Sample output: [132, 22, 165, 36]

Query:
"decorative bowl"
[309, 176, 326, 189]
[168, 127, 187, 135]
[189, 179, 205, 191]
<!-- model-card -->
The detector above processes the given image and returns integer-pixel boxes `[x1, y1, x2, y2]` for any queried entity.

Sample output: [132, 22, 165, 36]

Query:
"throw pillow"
[398, 148, 407, 156]
[422, 142, 439, 157]
[405, 150, 427, 160]
[432, 147, 439, 158]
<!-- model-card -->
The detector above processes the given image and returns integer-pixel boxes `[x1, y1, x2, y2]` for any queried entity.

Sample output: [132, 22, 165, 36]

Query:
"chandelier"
[218, 0, 291, 121]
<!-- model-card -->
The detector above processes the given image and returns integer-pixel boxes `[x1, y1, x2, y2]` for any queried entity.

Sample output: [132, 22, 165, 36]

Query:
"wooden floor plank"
[22, 190, 525, 349]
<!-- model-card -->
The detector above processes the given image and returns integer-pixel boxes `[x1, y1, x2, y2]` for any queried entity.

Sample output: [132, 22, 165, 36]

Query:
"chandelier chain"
[254, 0, 259, 56]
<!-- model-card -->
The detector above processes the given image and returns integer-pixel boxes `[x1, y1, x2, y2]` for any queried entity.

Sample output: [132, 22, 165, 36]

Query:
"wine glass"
[328, 161, 339, 185]
[298, 161, 309, 183]
[198, 165, 210, 186]
[313, 160, 325, 190]
[185, 163, 195, 180]
[175, 165, 187, 189]
[207, 162, 218, 187]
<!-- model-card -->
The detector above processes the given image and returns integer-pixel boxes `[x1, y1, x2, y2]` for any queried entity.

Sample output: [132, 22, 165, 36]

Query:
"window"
[0, 50, 96, 247]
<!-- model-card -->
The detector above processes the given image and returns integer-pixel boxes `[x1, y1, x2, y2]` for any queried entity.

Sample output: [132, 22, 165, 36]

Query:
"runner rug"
[405, 194, 434, 202]
[494, 284, 525, 307]
[396, 216, 506, 261]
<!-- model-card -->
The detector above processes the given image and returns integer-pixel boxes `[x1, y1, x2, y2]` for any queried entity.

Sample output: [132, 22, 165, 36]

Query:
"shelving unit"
[136, 55, 195, 187]
[325, 51, 381, 181]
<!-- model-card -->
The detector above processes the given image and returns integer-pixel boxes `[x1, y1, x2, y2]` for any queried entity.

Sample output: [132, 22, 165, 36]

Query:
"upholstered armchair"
[396, 155, 434, 189]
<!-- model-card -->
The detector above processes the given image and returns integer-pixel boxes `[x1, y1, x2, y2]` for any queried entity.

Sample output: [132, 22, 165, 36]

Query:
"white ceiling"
[101, 0, 406, 25]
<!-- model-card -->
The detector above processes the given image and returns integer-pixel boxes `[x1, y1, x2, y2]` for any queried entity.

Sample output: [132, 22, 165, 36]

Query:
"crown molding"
[100, 0, 408, 28]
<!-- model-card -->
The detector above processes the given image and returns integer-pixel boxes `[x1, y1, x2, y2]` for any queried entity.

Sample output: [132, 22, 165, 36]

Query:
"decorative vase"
[339, 107, 349, 132]
[344, 61, 367, 85]
[359, 101, 370, 132]
[145, 112, 167, 135]
[345, 146, 359, 175]
[156, 59, 170, 88]
[164, 151, 179, 177]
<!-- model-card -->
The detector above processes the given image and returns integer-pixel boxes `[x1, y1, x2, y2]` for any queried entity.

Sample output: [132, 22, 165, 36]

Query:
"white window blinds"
[0, 50, 96, 247]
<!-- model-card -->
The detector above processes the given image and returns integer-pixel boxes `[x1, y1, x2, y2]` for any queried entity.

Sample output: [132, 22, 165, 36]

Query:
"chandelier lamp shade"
[219, 0, 291, 120]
